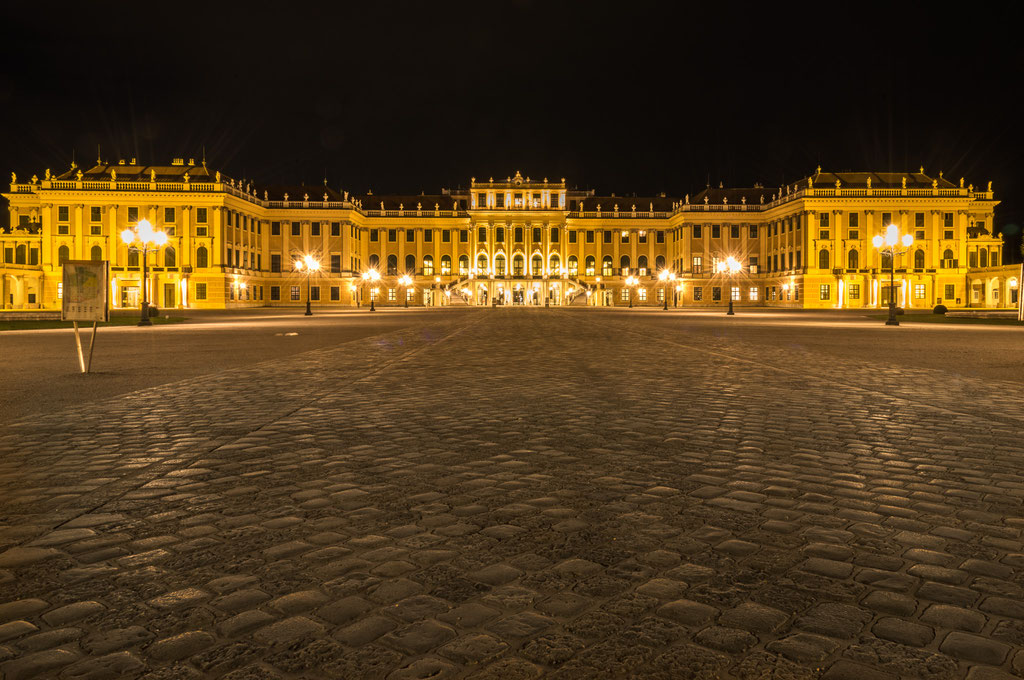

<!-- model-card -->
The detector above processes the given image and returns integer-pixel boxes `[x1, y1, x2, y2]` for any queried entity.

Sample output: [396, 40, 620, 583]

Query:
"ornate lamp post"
[715, 256, 742, 315]
[293, 254, 321, 316]
[872, 224, 914, 326]
[362, 269, 381, 311]
[120, 219, 168, 326]
[398, 274, 413, 308]
[625, 275, 638, 308]
[658, 269, 675, 310]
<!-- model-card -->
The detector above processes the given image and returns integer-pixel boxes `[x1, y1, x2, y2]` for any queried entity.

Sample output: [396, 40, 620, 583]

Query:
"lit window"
[749, 287, 758, 301]
[693, 287, 702, 301]
[731, 287, 740, 301]
[849, 284, 860, 300]
[819, 284, 831, 300]
[290, 286, 300, 301]
[388, 288, 397, 301]
[638, 288, 647, 301]
[914, 284, 926, 299]
[621, 288, 629, 301]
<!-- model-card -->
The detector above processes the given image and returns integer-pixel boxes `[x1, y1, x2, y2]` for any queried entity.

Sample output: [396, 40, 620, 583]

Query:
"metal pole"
[1018, 262, 1024, 321]
[305, 271, 312, 316]
[663, 284, 668, 310]
[886, 250, 899, 326]
[138, 246, 152, 326]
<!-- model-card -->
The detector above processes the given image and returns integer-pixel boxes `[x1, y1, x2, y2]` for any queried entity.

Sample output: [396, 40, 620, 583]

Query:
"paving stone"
[82, 626, 154, 654]
[871, 617, 934, 647]
[718, 601, 789, 633]
[252, 617, 323, 645]
[920, 603, 986, 632]
[0, 599, 49, 623]
[59, 651, 145, 679]
[268, 590, 328, 615]
[19, 627, 83, 651]
[694, 625, 757, 653]
[0, 621, 38, 643]
[795, 602, 872, 639]
[334, 616, 397, 646]
[0, 648, 78, 679]
[939, 630, 1010, 665]
[766, 632, 840, 662]
[438, 602, 501, 627]
[386, 657, 459, 680]
[147, 630, 216, 661]
[821, 659, 898, 680]
[218, 611, 277, 638]
[382, 620, 457, 654]
[0, 548, 60, 568]
[655, 599, 718, 626]
[486, 612, 555, 638]
[470, 563, 522, 585]
[42, 601, 105, 626]
[437, 633, 508, 664]
[860, 590, 917, 616]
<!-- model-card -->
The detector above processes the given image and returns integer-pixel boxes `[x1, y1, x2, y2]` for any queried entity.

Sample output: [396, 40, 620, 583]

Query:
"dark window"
[496, 227, 505, 241]
[91, 206, 102, 222]
[330, 286, 340, 301]
[128, 207, 139, 223]
[270, 286, 280, 300]
[712, 287, 721, 301]
[164, 207, 175, 223]
[532, 227, 541, 242]
[478, 227, 487, 241]
[603, 230, 612, 244]
[310, 286, 320, 301]
[849, 213, 859, 228]
[331, 254, 341, 273]
[271, 254, 281, 272]
[748, 225, 757, 238]
[195, 283, 207, 300]
[331, 222, 340, 236]
[128, 250, 139, 266]
[915, 212, 925, 228]
[406, 229, 415, 242]
[820, 213, 830, 228]
[693, 287, 702, 301]
[442, 230, 451, 243]
[460, 229, 469, 243]
[693, 225, 702, 238]
[515, 227, 523, 242]
[848, 250, 859, 269]
[424, 229, 433, 243]
[882, 212, 892, 227]
[656, 231, 665, 243]
[311, 221, 321, 236]
[943, 212, 954, 228]
[387, 254, 398, 275]
[291, 221, 301, 236]
[370, 229, 379, 242]
[496, 193, 504, 208]
[477, 192, 486, 207]
[196, 208, 208, 223]
[730, 225, 740, 238]
[569, 230, 577, 244]
[271, 221, 281, 235]
[586, 230, 594, 243]
[550, 227, 559, 243]
[914, 249, 926, 268]
[91, 245, 102, 260]
[58, 244, 70, 264]
[405, 254, 416, 273]
[711, 225, 720, 238]
[164, 248, 175, 267]
[818, 249, 829, 270]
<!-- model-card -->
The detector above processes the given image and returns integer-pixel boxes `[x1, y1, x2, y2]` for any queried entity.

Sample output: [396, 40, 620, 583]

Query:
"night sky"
[1, 2, 1021, 259]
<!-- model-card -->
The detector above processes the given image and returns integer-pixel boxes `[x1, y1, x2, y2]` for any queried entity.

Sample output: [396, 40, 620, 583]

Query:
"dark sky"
[1, 1, 1021, 260]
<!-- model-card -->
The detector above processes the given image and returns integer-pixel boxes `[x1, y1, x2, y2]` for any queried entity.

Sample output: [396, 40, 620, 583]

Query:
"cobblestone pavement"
[2, 309, 1024, 679]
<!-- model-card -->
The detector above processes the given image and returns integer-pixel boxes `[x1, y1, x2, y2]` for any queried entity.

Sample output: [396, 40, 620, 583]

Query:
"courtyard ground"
[1, 307, 1023, 679]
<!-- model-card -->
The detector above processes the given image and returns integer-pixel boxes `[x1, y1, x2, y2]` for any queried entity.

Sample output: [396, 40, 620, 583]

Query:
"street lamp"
[658, 269, 676, 310]
[120, 219, 168, 326]
[362, 269, 381, 311]
[625, 275, 638, 308]
[715, 256, 742, 315]
[398, 274, 413, 308]
[872, 224, 914, 326]
[293, 254, 321, 316]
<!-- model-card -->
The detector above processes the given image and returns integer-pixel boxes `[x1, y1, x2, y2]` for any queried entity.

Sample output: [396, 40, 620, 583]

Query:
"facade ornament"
[215, 171, 221, 182]
[10, 172, 15, 184]
[283, 192, 289, 202]
[685, 194, 689, 204]
[960, 177, 964, 188]
[901, 176, 906, 189]
[969, 184, 973, 192]
[703, 196, 709, 204]
[45, 168, 51, 180]
[304, 193, 309, 201]
[988, 181, 992, 191]
[380, 201, 385, 210]
[835, 179, 841, 189]
[399, 203, 403, 211]
[816, 165, 821, 174]
[110, 168, 116, 181]
[932, 179, 938, 189]
[453, 201, 457, 211]
[417, 202, 422, 210]
[723, 196, 728, 205]
[741, 196, 746, 205]
[183, 171, 189, 182]
[31, 174, 38, 184]
[435, 203, 439, 211]
[264, 190, 268, 200]
[772, 194, 776, 201]
[344, 191, 349, 201]
[866, 176, 871, 189]
[76, 170, 83, 181]
[649, 202, 653, 212]
[150, 168, 156, 182]
[324, 192, 329, 201]
[807, 177, 813, 189]
[920, 165, 924, 174]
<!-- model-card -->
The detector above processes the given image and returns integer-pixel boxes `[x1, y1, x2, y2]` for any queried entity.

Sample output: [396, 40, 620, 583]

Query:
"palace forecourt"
[3, 162, 1019, 312]
[1, 309, 1024, 679]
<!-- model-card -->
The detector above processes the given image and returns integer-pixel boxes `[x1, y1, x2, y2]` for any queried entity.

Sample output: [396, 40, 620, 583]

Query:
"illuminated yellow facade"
[2, 161, 1018, 311]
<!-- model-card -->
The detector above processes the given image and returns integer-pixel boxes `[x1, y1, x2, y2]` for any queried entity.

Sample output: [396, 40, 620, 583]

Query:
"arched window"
[531, 254, 542, 274]
[549, 254, 560, 273]
[164, 247, 176, 267]
[942, 249, 955, 262]
[602, 256, 613, 276]
[58, 245, 70, 265]
[914, 249, 925, 269]
[979, 250, 988, 268]
[15, 244, 26, 264]
[847, 250, 859, 270]
[458, 255, 469, 276]
[818, 249, 829, 270]
[477, 253, 488, 272]
[422, 255, 434, 276]
[368, 253, 380, 270]
[494, 254, 506, 276]
[512, 255, 524, 276]
[440, 255, 451, 275]
[637, 255, 648, 275]
[655, 255, 665, 271]
[568, 255, 578, 276]
[620, 255, 630, 275]
[91, 245, 103, 261]
[196, 246, 208, 269]
[386, 254, 398, 275]
[128, 250, 140, 267]
[585, 256, 596, 276]
[405, 253, 416, 274]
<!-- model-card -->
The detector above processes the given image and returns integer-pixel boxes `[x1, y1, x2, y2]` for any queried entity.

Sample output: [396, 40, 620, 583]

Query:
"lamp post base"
[305, 302, 313, 316]
[886, 318, 900, 326]
[137, 318, 152, 326]
[369, 300, 375, 312]
[727, 299, 735, 315]
[138, 302, 152, 326]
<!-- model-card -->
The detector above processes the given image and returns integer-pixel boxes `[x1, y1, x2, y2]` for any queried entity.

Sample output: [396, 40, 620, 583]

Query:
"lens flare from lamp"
[121, 229, 135, 244]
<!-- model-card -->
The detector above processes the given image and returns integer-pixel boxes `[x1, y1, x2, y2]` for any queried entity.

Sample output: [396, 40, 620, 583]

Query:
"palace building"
[2, 160, 1018, 311]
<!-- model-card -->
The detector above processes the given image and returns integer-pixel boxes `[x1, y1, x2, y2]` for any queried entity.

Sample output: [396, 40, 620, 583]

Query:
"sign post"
[62, 260, 110, 373]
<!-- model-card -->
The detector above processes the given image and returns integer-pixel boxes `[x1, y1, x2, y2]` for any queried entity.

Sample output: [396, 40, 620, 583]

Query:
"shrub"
[933, 304, 948, 315]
